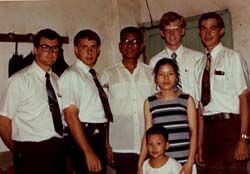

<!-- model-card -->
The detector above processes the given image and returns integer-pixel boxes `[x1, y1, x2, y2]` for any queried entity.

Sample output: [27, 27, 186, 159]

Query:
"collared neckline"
[118, 61, 141, 74]
[206, 42, 223, 59]
[165, 44, 184, 59]
[32, 61, 52, 79]
[75, 59, 92, 74]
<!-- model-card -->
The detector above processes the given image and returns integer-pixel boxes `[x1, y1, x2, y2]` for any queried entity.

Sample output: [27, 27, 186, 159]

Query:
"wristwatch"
[240, 133, 250, 141]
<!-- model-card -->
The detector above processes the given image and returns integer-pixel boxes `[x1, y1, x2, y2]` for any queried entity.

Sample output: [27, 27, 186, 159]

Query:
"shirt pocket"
[213, 70, 230, 92]
[109, 82, 128, 100]
[108, 83, 129, 121]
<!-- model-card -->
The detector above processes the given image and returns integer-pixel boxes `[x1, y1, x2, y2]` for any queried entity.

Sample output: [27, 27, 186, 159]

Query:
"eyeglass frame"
[199, 25, 221, 34]
[38, 44, 59, 53]
[120, 39, 141, 46]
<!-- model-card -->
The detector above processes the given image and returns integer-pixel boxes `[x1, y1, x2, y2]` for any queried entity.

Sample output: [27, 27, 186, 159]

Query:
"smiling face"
[147, 134, 169, 159]
[34, 37, 59, 72]
[155, 63, 178, 91]
[119, 32, 143, 60]
[74, 38, 100, 68]
[160, 20, 184, 50]
[199, 18, 225, 51]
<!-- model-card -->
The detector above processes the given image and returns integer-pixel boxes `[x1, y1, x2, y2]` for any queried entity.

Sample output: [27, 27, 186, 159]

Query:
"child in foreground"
[143, 125, 181, 174]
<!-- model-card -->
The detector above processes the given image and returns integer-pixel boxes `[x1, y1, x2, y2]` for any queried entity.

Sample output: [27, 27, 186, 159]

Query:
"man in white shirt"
[149, 12, 203, 104]
[101, 26, 155, 174]
[196, 12, 249, 174]
[59, 29, 110, 174]
[0, 29, 65, 174]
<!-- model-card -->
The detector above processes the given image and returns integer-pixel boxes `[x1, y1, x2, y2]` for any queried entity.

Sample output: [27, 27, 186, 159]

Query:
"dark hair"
[198, 12, 225, 29]
[74, 29, 101, 47]
[159, 11, 186, 31]
[33, 28, 62, 48]
[146, 125, 169, 142]
[153, 58, 180, 84]
[120, 26, 143, 42]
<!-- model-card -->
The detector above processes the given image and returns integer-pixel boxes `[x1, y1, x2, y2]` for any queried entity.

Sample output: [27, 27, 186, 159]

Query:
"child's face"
[147, 134, 169, 159]
[155, 64, 177, 91]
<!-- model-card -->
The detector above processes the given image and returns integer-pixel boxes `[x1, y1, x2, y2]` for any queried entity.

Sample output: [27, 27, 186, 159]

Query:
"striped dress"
[148, 93, 190, 164]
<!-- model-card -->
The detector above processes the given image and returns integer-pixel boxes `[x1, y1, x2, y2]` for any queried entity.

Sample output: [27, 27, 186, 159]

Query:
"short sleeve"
[59, 71, 81, 110]
[231, 52, 249, 95]
[0, 76, 23, 119]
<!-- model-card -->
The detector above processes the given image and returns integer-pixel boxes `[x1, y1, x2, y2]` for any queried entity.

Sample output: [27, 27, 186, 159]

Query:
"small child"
[143, 125, 182, 174]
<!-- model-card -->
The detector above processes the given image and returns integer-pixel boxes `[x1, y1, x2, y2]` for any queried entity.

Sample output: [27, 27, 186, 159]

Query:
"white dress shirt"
[195, 43, 249, 115]
[0, 61, 62, 142]
[149, 45, 203, 107]
[101, 61, 155, 153]
[59, 59, 107, 124]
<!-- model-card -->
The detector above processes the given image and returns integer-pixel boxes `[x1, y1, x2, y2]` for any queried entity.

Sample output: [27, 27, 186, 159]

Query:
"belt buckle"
[223, 113, 230, 119]
[94, 128, 99, 135]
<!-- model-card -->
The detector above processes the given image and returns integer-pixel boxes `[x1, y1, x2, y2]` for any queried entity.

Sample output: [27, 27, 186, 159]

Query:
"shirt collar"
[206, 42, 223, 59]
[32, 61, 52, 79]
[75, 59, 92, 74]
[118, 60, 141, 73]
[165, 44, 184, 58]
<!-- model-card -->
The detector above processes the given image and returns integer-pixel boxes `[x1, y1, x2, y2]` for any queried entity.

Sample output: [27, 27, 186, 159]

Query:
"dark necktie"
[171, 52, 177, 64]
[45, 73, 63, 135]
[171, 52, 182, 89]
[89, 69, 113, 122]
[201, 52, 211, 106]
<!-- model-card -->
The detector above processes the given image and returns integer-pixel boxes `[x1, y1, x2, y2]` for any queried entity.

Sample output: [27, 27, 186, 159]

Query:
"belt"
[64, 122, 107, 136]
[203, 113, 239, 121]
[82, 122, 107, 128]
[14, 137, 62, 148]
[82, 122, 107, 135]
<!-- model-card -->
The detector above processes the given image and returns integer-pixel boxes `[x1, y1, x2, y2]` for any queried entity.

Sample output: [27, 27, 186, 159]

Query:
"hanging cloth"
[52, 47, 68, 77]
[8, 42, 24, 77]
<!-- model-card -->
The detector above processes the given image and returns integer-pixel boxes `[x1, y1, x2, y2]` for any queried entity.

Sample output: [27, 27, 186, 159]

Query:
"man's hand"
[0, 116, 13, 151]
[195, 146, 206, 167]
[85, 151, 102, 173]
[106, 145, 115, 168]
[235, 140, 248, 160]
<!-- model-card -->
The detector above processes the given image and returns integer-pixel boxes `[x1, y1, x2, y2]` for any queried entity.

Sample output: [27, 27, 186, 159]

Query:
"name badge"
[214, 70, 225, 75]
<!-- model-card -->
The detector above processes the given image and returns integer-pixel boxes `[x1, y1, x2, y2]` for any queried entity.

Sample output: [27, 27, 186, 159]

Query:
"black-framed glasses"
[121, 39, 141, 46]
[200, 26, 220, 33]
[39, 44, 59, 53]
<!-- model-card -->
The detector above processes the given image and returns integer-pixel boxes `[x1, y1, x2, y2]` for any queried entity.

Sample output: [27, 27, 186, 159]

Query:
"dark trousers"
[203, 116, 247, 174]
[13, 137, 66, 174]
[114, 153, 139, 174]
[65, 123, 107, 174]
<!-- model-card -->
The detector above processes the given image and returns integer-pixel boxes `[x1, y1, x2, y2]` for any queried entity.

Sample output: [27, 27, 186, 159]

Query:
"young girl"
[143, 125, 182, 174]
[138, 58, 197, 174]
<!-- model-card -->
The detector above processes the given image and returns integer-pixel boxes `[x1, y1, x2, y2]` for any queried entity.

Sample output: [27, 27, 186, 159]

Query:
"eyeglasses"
[200, 26, 220, 33]
[121, 39, 141, 46]
[39, 44, 59, 53]
[163, 26, 182, 34]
